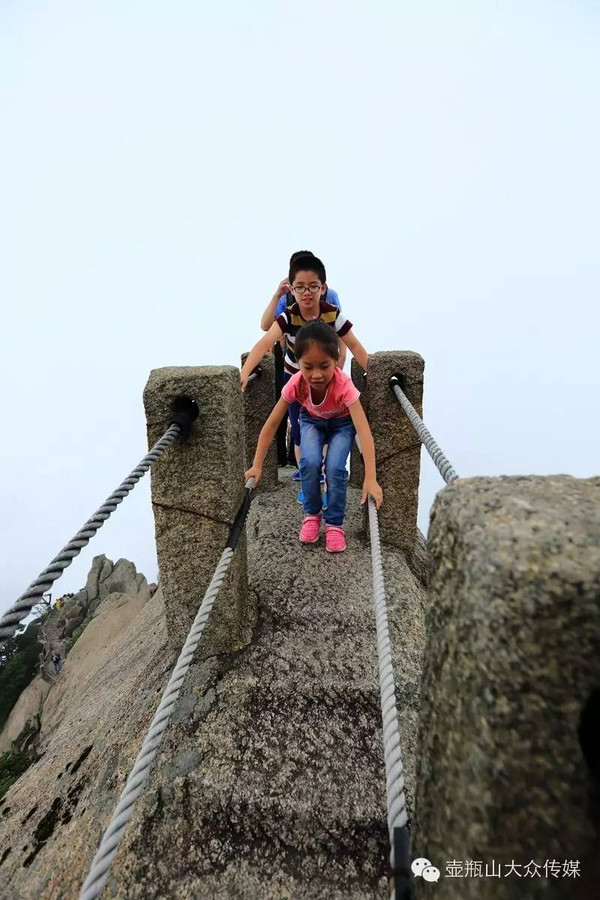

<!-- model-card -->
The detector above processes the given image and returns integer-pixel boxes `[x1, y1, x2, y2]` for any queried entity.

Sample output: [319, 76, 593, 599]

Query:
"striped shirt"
[276, 299, 353, 374]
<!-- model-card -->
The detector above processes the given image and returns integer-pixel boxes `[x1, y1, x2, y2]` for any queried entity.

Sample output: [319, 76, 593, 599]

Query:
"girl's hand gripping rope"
[362, 478, 383, 509]
[244, 465, 263, 486]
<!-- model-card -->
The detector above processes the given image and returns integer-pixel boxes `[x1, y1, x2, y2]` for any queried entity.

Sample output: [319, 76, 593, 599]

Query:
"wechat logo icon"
[411, 857, 441, 883]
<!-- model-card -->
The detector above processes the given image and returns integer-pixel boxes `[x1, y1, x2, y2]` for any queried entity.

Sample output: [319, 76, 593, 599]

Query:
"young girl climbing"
[244, 322, 383, 553]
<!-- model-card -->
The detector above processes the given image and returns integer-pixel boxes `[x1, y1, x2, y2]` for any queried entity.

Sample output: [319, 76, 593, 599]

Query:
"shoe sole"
[326, 544, 346, 552]
[300, 534, 320, 544]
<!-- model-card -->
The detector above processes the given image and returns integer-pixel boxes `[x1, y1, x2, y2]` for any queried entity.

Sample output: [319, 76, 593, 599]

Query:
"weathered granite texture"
[0, 677, 50, 754]
[0, 476, 426, 899]
[355, 352, 424, 558]
[143, 366, 254, 654]
[414, 475, 600, 899]
[411, 528, 429, 589]
[0, 586, 169, 899]
[349, 353, 428, 586]
[241, 351, 278, 490]
[40, 589, 154, 741]
[366, 350, 425, 558]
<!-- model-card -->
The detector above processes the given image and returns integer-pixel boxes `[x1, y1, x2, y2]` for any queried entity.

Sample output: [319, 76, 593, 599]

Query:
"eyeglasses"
[291, 284, 322, 295]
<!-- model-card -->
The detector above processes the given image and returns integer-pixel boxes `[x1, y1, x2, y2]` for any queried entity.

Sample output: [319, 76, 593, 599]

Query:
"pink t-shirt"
[281, 367, 360, 419]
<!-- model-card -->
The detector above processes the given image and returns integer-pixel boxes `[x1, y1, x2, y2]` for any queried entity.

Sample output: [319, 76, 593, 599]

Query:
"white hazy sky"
[1, 1, 599, 614]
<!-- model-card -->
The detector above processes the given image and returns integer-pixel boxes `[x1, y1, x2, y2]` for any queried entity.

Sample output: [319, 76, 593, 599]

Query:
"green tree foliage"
[0, 621, 43, 731]
[0, 750, 31, 799]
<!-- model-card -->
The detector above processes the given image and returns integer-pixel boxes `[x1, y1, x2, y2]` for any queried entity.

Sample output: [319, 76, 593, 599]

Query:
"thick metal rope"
[79, 479, 255, 900]
[0, 424, 182, 647]
[366, 495, 411, 900]
[354, 432, 411, 898]
[390, 377, 458, 484]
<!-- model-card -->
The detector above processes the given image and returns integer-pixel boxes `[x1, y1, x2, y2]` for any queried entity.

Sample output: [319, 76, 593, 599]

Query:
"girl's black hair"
[295, 321, 339, 362]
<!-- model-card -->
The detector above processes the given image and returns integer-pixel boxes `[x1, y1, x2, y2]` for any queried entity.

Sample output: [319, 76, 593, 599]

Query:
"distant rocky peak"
[41, 556, 155, 676]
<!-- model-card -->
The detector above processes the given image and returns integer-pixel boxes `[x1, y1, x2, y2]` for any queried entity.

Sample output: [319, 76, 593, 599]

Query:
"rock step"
[114, 477, 424, 899]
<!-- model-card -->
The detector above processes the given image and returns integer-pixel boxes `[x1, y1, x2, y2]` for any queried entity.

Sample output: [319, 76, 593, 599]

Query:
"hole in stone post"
[172, 396, 199, 420]
[391, 372, 408, 392]
[171, 397, 199, 439]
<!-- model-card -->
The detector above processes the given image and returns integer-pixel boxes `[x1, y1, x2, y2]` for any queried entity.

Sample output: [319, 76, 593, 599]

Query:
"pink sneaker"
[299, 514, 321, 544]
[325, 525, 346, 553]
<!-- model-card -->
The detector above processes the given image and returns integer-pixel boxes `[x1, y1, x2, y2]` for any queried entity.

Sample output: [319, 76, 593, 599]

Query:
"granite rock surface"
[415, 475, 600, 900]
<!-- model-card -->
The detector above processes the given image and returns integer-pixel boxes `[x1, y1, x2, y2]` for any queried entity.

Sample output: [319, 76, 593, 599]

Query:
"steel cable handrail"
[390, 376, 458, 484]
[0, 424, 185, 647]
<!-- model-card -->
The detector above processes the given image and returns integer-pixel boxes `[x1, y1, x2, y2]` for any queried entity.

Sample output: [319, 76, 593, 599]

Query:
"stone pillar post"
[143, 366, 255, 655]
[241, 352, 278, 491]
[349, 358, 367, 489]
[414, 476, 600, 899]
[361, 351, 424, 556]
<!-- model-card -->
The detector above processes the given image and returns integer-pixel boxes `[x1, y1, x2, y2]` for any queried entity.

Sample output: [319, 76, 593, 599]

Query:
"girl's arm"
[241, 320, 284, 390]
[244, 396, 290, 483]
[260, 279, 289, 331]
[348, 400, 383, 508]
[341, 329, 369, 372]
